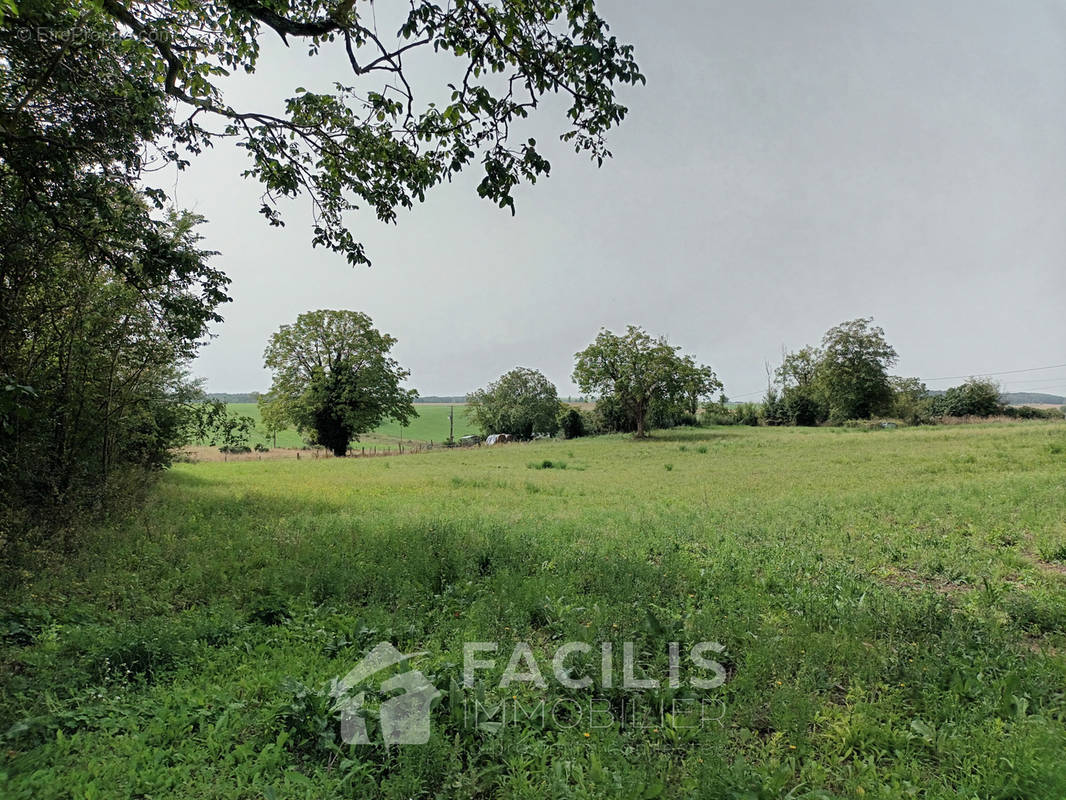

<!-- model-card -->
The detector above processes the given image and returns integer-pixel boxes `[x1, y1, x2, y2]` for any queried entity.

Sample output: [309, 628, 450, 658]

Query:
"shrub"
[930, 378, 1003, 418]
[781, 385, 826, 426]
[593, 394, 636, 433]
[699, 407, 735, 426]
[735, 403, 761, 426]
[557, 406, 585, 439]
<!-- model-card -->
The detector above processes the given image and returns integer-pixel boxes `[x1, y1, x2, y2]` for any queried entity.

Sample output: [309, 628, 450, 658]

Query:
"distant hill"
[1001, 392, 1065, 406]
[414, 395, 467, 404]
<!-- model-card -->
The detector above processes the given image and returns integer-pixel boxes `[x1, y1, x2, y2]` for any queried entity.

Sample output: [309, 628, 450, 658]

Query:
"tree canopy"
[5, 0, 643, 266]
[769, 318, 898, 425]
[817, 318, 898, 422]
[466, 367, 560, 438]
[262, 310, 417, 456]
[572, 326, 719, 438]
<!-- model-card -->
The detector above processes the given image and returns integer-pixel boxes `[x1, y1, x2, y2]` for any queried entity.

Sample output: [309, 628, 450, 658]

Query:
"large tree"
[262, 310, 416, 456]
[4, 0, 643, 267]
[466, 367, 560, 438]
[817, 317, 898, 422]
[572, 326, 719, 438]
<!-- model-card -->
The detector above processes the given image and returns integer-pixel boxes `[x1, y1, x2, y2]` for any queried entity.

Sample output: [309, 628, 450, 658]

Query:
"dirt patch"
[177, 446, 332, 463]
[875, 567, 971, 596]
[1032, 559, 1066, 578]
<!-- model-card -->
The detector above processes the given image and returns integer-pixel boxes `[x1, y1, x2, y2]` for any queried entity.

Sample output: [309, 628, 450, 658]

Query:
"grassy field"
[4, 423, 1066, 798]
[220, 402, 479, 448]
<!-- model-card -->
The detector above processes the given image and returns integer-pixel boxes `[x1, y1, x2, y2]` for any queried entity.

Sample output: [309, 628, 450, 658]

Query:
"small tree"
[187, 400, 255, 458]
[258, 392, 288, 449]
[557, 406, 586, 439]
[572, 326, 719, 438]
[889, 377, 931, 425]
[466, 367, 560, 438]
[263, 311, 417, 457]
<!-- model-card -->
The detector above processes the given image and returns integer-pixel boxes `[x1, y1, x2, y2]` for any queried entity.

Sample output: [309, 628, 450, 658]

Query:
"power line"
[920, 362, 1066, 382]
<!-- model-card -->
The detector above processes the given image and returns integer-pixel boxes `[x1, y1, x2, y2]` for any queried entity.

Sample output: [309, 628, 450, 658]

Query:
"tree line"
[248, 311, 1062, 456]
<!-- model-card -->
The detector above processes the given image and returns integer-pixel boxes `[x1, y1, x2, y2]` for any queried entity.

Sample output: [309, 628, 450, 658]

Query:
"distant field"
[217, 402, 478, 448]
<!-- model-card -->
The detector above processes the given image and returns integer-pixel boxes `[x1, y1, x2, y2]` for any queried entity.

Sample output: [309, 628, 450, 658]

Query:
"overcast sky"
[175, 0, 1066, 400]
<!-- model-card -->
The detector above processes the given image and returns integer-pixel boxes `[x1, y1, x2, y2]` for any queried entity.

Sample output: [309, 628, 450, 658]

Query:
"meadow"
[3, 423, 1066, 798]
[220, 402, 479, 449]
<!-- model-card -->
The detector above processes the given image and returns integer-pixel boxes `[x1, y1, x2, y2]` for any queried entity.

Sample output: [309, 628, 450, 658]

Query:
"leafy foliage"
[557, 406, 586, 439]
[187, 401, 256, 453]
[816, 318, 899, 422]
[930, 378, 1004, 418]
[0, 2, 232, 551]
[573, 326, 720, 437]
[768, 318, 898, 426]
[261, 311, 417, 456]
[5, 0, 643, 265]
[466, 367, 560, 438]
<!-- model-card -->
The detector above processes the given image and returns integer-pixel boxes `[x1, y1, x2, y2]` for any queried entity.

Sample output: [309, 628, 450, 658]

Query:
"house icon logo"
[332, 642, 440, 745]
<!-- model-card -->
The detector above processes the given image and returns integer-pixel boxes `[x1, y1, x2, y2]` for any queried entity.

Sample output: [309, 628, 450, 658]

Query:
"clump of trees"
[572, 326, 720, 438]
[717, 318, 1057, 427]
[766, 318, 899, 426]
[466, 368, 561, 439]
[260, 311, 417, 457]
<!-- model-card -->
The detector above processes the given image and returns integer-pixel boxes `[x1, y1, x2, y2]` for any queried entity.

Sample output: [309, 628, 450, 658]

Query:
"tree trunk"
[635, 402, 647, 438]
[332, 444, 347, 457]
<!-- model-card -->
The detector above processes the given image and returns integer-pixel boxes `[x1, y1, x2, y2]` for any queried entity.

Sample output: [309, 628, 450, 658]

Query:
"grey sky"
[178, 0, 1066, 399]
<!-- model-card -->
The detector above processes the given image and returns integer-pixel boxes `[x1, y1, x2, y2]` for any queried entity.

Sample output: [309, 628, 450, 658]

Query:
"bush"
[1002, 406, 1063, 420]
[527, 460, 566, 470]
[557, 406, 585, 439]
[781, 385, 826, 426]
[592, 394, 636, 433]
[735, 403, 761, 426]
[930, 379, 1003, 418]
[699, 406, 735, 426]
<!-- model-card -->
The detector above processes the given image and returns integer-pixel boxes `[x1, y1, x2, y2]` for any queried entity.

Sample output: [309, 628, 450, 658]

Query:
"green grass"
[220, 402, 479, 448]
[4, 423, 1066, 798]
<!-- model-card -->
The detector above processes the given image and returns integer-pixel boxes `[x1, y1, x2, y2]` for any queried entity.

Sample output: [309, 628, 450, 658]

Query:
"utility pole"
[449, 405, 454, 443]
